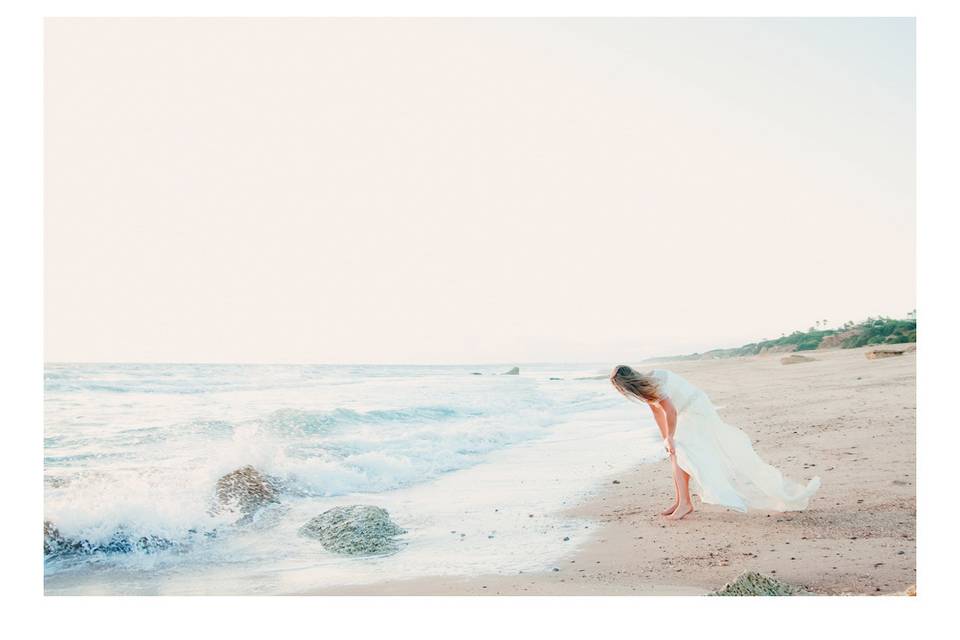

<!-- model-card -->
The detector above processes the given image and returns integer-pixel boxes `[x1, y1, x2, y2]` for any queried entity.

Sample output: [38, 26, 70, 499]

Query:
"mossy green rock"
[711, 572, 803, 596]
[299, 505, 406, 556]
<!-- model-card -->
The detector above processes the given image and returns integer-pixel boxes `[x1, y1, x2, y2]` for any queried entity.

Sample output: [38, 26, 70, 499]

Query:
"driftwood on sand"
[865, 345, 916, 360]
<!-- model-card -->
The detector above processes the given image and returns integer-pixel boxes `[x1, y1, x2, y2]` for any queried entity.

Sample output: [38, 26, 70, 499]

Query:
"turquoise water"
[44, 363, 660, 594]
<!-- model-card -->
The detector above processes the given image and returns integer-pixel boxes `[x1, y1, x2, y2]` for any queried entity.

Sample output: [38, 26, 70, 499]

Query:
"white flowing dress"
[650, 369, 820, 512]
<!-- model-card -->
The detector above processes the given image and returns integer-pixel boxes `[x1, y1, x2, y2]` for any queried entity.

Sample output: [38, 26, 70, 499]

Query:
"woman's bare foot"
[666, 503, 693, 521]
[660, 502, 679, 516]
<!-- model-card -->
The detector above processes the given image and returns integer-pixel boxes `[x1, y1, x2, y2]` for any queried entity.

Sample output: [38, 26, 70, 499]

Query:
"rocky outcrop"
[781, 354, 816, 365]
[711, 571, 803, 596]
[758, 344, 797, 355]
[44, 520, 75, 556]
[865, 345, 916, 360]
[501, 367, 520, 375]
[43, 520, 181, 558]
[299, 505, 405, 556]
[211, 465, 280, 521]
[818, 329, 861, 350]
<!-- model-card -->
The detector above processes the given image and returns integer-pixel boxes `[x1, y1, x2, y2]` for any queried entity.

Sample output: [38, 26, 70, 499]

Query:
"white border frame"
[4, 2, 954, 638]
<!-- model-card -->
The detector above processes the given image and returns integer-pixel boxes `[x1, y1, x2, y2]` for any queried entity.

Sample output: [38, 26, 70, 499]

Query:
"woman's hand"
[663, 437, 676, 456]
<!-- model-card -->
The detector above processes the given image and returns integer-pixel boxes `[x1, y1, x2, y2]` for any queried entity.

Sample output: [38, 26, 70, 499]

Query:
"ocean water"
[44, 363, 662, 595]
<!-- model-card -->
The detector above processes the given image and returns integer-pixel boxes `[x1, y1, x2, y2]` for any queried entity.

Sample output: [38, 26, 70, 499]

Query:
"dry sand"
[310, 346, 916, 596]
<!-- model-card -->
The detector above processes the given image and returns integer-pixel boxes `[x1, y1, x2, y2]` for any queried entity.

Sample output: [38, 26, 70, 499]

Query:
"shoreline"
[304, 346, 916, 595]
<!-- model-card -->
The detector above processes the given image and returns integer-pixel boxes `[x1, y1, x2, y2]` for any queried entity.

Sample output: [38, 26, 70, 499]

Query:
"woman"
[610, 365, 820, 520]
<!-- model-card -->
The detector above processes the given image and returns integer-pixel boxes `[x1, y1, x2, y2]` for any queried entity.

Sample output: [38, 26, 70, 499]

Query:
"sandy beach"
[311, 345, 916, 595]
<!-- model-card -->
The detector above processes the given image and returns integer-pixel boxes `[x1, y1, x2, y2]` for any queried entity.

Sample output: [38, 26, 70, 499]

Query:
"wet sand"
[308, 346, 916, 595]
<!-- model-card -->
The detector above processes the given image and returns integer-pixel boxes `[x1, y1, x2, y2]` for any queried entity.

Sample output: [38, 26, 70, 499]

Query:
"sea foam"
[44, 363, 659, 593]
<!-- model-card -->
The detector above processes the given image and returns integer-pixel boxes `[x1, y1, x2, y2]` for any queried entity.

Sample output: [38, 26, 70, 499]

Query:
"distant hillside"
[645, 315, 917, 363]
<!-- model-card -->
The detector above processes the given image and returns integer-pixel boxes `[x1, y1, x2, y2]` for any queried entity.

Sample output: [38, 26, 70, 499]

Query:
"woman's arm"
[648, 402, 669, 440]
[648, 398, 678, 454]
[660, 397, 678, 438]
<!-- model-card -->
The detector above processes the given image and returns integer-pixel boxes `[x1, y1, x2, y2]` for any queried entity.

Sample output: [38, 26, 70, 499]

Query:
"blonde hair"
[609, 364, 662, 403]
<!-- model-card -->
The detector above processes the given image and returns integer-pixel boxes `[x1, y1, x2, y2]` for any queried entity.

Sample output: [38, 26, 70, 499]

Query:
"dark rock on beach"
[299, 505, 406, 556]
[501, 367, 520, 375]
[211, 465, 280, 522]
[44, 520, 182, 558]
[44, 520, 76, 556]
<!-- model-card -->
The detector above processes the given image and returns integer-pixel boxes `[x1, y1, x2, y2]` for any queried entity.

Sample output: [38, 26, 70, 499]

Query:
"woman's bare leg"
[661, 455, 681, 516]
[667, 459, 694, 520]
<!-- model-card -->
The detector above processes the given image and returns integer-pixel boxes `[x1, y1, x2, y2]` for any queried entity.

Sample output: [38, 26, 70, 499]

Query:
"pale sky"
[45, 18, 915, 364]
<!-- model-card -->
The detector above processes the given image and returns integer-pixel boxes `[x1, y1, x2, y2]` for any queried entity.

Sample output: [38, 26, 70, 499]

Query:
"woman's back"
[650, 369, 707, 413]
